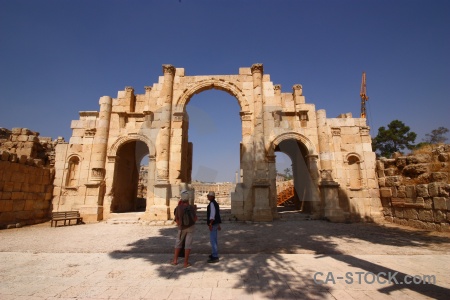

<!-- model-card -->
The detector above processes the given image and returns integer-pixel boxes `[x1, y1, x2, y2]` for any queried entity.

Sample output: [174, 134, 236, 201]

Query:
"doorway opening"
[112, 140, 149, 213]
[275, 139, 315, 214]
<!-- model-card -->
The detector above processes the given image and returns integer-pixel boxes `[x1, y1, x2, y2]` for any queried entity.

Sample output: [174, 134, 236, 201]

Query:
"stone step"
[105, 212, 144, 224]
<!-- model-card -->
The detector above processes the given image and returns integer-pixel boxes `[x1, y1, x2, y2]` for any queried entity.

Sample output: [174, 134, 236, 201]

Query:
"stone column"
[82, 96, 112, 222]
[251, 63, 272, 221]
[157, 64, 175, 182]
[316, 109, 345, 222]
[150, 64, 175, 220]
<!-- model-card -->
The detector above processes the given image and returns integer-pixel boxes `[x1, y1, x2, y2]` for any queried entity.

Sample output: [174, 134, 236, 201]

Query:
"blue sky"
[1, 0, 449, 182]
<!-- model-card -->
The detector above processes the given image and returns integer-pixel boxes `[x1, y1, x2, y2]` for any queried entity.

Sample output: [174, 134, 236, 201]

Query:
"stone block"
[438, 153, 449, 162]
[416, 184, 429, 197]
[3, 182, 14, 192]
[424, 198, 433, 209]
[1, 151, 10, 161]
[17, 135, 29, 142]
[34, 200, 49, 210]
[0, 211, 15, 224]
[412, 197, 425, 207]
[430, 172, 448, 183]
[393, 209, 404, 218]
[13, 181, 22, 191]
[0, 199, 13, 211]
[16, 210, 32, 221]
[378, 177, 386, 187]
[404, 208, 418, 219]
[403, 163, 429, 177]
[405, 185, 416, 198]
[385, 176, 401, 187]
[396, 157, 407, 168]
[428, 182, 442, 197]
[13, 199, 25, 211]
[1, 192, 12, 200]
[397, 190, 406, 198]
[24, 200, 34, 210]
[418, 209, 434, 222]
[433, 197, 447, 210]
[434, 210, 446, 223]
[439, 223, 450, 232]
[384, 168, 396, 176]
[379, 188, 392, 198]
[439, 184, 450, 197]
[27, 135, 39, 142]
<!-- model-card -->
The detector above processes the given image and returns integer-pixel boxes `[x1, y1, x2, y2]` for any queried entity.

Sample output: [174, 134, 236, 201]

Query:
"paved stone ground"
[1, 211, 450, 299]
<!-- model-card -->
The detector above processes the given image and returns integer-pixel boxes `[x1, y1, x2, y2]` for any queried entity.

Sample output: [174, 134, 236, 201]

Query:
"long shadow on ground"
[109, 218, 450, 299]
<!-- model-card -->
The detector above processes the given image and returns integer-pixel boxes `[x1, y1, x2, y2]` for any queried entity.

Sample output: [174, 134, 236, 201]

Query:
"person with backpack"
[206, 191, 221, 263]
[171, 190, 197, 268]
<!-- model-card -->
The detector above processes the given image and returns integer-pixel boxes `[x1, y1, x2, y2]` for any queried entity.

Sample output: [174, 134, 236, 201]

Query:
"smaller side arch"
[345, 153, 363, 190]
[108, 134, 156, 158]
[65, 155, 81, 187]
[345, 152, 363, 163]
[269, 132, 317, 156]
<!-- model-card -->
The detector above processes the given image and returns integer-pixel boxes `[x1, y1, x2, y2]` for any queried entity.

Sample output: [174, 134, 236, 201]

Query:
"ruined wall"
[378, 145, 450, 232]
[0, 128, 58, 228]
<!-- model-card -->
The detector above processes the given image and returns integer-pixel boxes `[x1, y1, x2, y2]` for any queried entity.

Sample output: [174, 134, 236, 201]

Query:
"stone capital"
[273, 84, 281, 91]
[162, 64, 176, 75]
[251, 63, 263, 74]
[331, 127, 341, 136]
[320, 169, 334, 182]
[293, 84, 303, 91]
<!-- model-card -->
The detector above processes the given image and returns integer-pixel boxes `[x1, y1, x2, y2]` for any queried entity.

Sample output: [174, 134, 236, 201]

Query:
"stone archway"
[103, 134, 156, 218]
[269, 132, 321, 216]
[53, 64, 381, 223]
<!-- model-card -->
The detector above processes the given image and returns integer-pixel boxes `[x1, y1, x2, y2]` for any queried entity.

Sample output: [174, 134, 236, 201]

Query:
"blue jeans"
[210, 224, 219, 258]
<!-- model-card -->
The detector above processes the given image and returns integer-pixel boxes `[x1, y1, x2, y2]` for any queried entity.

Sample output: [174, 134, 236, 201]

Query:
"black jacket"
[206, 200, 221, 225]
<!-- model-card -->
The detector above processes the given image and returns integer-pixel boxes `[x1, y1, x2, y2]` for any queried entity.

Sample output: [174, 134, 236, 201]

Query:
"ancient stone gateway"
[52, 64, 382, 223]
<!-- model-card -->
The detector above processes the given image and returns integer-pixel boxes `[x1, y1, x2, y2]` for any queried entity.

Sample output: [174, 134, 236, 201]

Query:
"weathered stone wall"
[0, 128, 57, 229]
[378, 145, 450, 231]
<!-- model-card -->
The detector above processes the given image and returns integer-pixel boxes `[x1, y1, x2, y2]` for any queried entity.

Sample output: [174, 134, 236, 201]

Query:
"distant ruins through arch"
[53, 64, 382, 223]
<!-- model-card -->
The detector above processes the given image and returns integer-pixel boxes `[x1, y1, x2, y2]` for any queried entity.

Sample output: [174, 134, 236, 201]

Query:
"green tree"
[372, 120, 417, 157]
[423, 127, 449, 144]
[283, 168, 292, 179]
